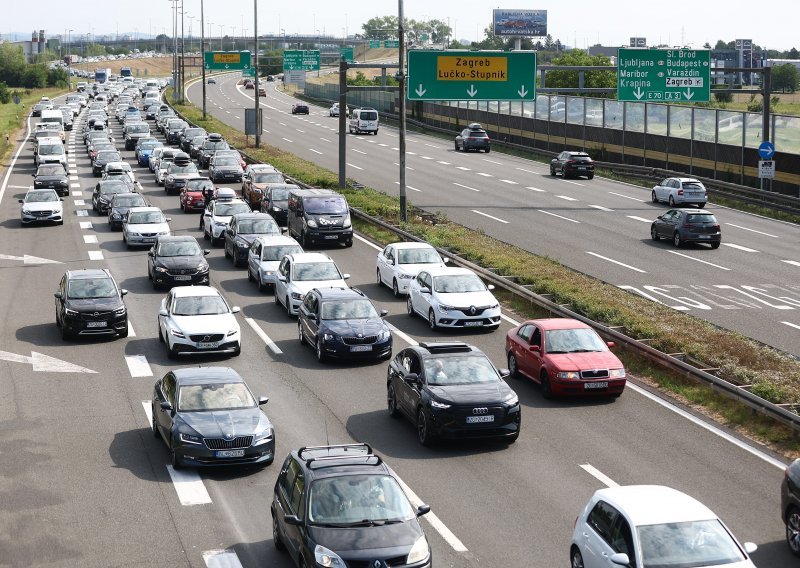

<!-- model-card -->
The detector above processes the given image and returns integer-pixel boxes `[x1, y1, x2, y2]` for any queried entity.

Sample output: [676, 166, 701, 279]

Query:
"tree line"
[0, 43, 69, 101]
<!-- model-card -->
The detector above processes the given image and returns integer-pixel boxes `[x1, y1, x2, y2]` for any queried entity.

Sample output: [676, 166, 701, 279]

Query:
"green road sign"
[383, 40, 399, 48]
[407, 50, 537, 101]
[369, 40, 381, 49]
[340, 47, 354, 63]
[204, 51, 251, 70]
[242, 68, 255, 78]
[283, 50, 320, 71]
[617, 48, 710, 102]
[420, 33, 429, 42]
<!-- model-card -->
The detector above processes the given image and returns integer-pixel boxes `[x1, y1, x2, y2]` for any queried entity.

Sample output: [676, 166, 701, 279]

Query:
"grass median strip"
[171, 91, 800, 454]
[0, 87, 67, 168]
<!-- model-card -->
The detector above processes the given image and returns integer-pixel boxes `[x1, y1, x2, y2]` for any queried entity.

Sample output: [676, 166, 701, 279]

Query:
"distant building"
[9, 30, 47, 62]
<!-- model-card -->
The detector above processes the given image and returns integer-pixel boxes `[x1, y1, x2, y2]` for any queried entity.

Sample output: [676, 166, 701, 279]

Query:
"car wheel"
[247, 266, 254, 282]
[787, 507, 800, 557]
[570, 546, 585, 568]
[224, 242, 231, 259]
[508, 353, 519, 378]
[485, 148, 490, 154]
[286, 297, 292, 318]
[697, 202, 706, 209]
[272, 511, 286, 551]
[61, 324, 73, 340]
[669, 195, 676, 207]
[387, 384, 400, 418]
[392, 279, 400, 298]
[428, 310, 438, 331]
[170, 447, 183, 470]
[673, 231, 682, 248]
[203, 228, 210, 241]
[651, 190, 658, 203]
[118, 326, 129, 339]
[550, 165, 556, 176]
[650, 225, 660, 241]
[454, 141, 459, 151]
[344, 239, 352, 248]
[258, 275, 268, 293]
[300, 230, 308, 248]
[710, 241, 721, 249]
[158, 325, 164, 343]
[274, 290, 281, 306]
[298, 323, 306, 345]
[167, 338, 178, 360]
[407, 296, 415, 318]
[417, 409, 432, 446]
[232, 343, 241, 357]
[315, 338, 326, 363]
[151, 407, 160, 438]
[540, 371, 553, 399]
[376, 268, 383, 287]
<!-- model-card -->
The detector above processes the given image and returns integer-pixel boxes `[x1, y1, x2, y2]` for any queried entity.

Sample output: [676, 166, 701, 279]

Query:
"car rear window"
[687, 214, 717, 223]
[359, 111, 378, 121]
[467, 131, 488, 138]
[683, 182, 704, 190]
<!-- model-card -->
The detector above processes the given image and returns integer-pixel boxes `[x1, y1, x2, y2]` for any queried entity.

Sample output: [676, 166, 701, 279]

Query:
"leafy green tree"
[771, 63, 799, 93]
[0, 81, 10, 104]
[0, 42, 27, 86]
[546, 50, 615, 96]
[22, 65, 47, 88]
[361, 16, 399, 39]
[47, 66, 69, 87]
[788, 47, 798, 60]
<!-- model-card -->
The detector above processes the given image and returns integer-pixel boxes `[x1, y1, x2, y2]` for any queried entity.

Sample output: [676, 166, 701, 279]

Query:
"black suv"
[92, 179, 134, 215]
[108, 192, 149, 230]
[298, 287, 392, 362]
[782, 459, 800, 556]
[148, 235, 210, 289]
[223, 212, 282, 266]
[550, 151, 595, 179]
[33, 164, 70, 196]
[199, 133, 229, 168]
[387, 342, 520, 445]
[271, 444, 432, 568]
[54, 269, 129, 340]
[454, 123, 491, 153]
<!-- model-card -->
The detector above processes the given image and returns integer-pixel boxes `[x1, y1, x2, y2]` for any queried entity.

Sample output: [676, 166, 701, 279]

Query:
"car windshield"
[308, 474, 416, 525]
[269, 188, 290, 200]
[261, 244, 302, 261]
[97, 152, 121, 161]
[138, 140, 160, 149]
[433, 274, 485, 293]
[93, 144, 115, 153]
[127, 124, 148, 133]
[39, 145, 63, 155]
[128, 211, 165, 224]
[321, 300, 378, 320]
[467, 131, 487, 137]
[215, 157, 238, 167]
[67, 278, 117, 299]
[254, 172, 283, 183]
[204, 140, 228, 150]
[172, 295, 229, 316]
[100, 182, 128, 195]
[170, 122, 187, 130]
[293, 262, 341, 281]
[305, 197, 347, 214]
[398, 247, 441, 264]
[113, 195, 146, 207]
[191, 136, 207, 145]
[424, 354, 500, 386]
[26, 191, 58, 202]
[545, 328, 607, 354]
[170, 164, 198, 174]
[686, 214, 717, 224]
[186, 179, 213, 192]
[215, 202, 250, 216]
[158, 241, 202, 257]
[177, 382, 255, 412]
[38, 165, 65, 176]
[638, 519, 746, 567]
[238, 219, 279, 234]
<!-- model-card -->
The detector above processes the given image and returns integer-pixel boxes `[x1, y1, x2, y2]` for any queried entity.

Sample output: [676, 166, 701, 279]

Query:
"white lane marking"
[437, 161, 451, 165]
[392, 163, 415, 171]
[722, 243, 760, 253]
[500, 179, 518, 185]
[393, 182, 421, 192]
[225, 110, 231, 114]
[6, 185, 32, 189]
[282, 137, 293, 143]
[455, 166, 471, 171]
[501, 313, 519, 326]
[526, 186, 546, 192]
[725, 223, 779, 238]
[424, 143, 440, 149]
[391, 147, 399, 151]
[142, 401, 153, 426]
[378, 143, 389, 147]
[125, 355, 152, 377]
[782, 321, 800, 331]
[245, 317, 283, 355]
[516, 167, 539, 174]
[69, 175, 79, 181]
[608, 191, 646, 202]
[127, 322, 136, 337]
[589, 205, 614, 212]
[234, 115, 240, 120]
[296, 129, 305, 133]
[83, 235, 98, 244]
[555, 195, 578, 202]
[666, 251, 731, 271]
[538, 210, 580, 224]
[476, 172, 492, 177]
[354, 234, 381, 251]
[346, 162, 364, 171]
[472, 210, 509, 224]
[782, 260, 800, 268]
[420, 156, 433, 160]
[320, 137, 331, 143]
[166, 465, 213, 506]
[627, 215, 652, 223]
[385, 322, 418, 347]
[453, 183, 480, 192]
[72, 191, 83, 197]
[88, 251, 104, 260]
[561, 179, 584, 186]
[76, 210, 88, 217]
[393, 475, 468, 552]
[586, 252, 646, 273]
[74, 199, 85, 206]
[483, 158, 503, 165]
[580, 464, 620, 488]
[407, 151, 417, 155]
[203, 550, 244, 568]
[68, 169, 78, 174]
[70, 183, 81, 188]
[309, 149, 323, 155]
[353, 149, 367, 155]
[79, 221, 93, 229]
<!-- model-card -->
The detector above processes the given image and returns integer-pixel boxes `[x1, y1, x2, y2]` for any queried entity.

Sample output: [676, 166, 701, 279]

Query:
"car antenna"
[325, 420, 330, 455]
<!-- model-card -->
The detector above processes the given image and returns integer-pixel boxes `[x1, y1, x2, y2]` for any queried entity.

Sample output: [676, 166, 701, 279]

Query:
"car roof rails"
[298, 443, 381, 468]
[418, 341, 472, 353]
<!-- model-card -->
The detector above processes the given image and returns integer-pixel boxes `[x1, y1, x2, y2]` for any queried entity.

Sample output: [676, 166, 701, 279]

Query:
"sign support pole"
[201, 0, 206, 119]
[254, 0, 260, 148]
[398, 0, 407, 223]
[338, 59, 347, 189]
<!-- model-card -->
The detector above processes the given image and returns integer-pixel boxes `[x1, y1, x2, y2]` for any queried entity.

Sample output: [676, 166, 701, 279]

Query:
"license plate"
[584, 382, 608, 389]
[466, 415, 494, 423]
[464, 321, 483, 327]
[86, 321, 107, 328]
[142, 238, 155, 243]
[215, 449, 245, 458]
[698, 235, 710, 239]
[350, 345, 372, 352]
[324, 235, 338, 239]
[198, 342, 220, 349]
[174, 275, 191, 281]
[577, 166, 586, 170]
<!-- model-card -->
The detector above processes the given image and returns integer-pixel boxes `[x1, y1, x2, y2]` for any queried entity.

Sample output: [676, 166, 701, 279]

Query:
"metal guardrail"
[166, 91, 800, 434]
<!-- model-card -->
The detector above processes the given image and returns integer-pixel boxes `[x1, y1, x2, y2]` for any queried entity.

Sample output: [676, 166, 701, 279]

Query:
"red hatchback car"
[505, 318, 626, 398]
[179, 177, 214, 212]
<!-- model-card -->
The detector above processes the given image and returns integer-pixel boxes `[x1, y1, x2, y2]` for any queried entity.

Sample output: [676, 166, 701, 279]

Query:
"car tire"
[387, 384, 400, 418]
[407, 296, 415, 318]
[787, 507, 800, 557]
[61, 324, 73, 341]
[485, 148, 490, 154]
[167, 339, 178, 360]
[286, 297, 292, 318]
[158, 325, 164, 343]
[170, 447, 183, 470]
[550, 165, 556, 176]
[454, 141, 459, 151]
[710, 241, 721, 249]
[586, 174, 593, 179]
[669, 195, 676, 207]
[508, 353, 520, 378]
[151, 408, 160, 438]
[224, 242, 231, 259]
[272, 511, 286, 551]
[118, 326, 129, 339]
[232, 344, 241, 357]
[298, 323, 306, 345]
[247, 267, 255, 282]
[673, 231, 682, 248]
[344, 239, 352, 248]
[697, 202, 706, 209]
[540, 371, 553, 399]
[258, 276, 268, 293]
[376, 268, 382, 287]
[650, 225, 660, 241]
[570, 546, 585, 568]
[392, 279, 400, 298]
[428, 310, 438, 331]
[651, 190, 658, 203]
[315, 338, 326, 363]
[417, 409, 432, 446]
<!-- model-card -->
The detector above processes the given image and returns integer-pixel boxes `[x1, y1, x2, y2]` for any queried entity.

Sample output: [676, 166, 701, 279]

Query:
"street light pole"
[201, 0, 207, 120]
[67, 29, 73, 89]
[254, 0, 260, 148]
[171, 0, 178, 101]
[180, 0, 185, 99]
[398, 0, 407, 222]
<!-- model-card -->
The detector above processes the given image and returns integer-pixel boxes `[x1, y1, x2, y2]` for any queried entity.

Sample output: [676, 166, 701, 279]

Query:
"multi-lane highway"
[189, 73, 800, 359]
[0, 88, 792, 568]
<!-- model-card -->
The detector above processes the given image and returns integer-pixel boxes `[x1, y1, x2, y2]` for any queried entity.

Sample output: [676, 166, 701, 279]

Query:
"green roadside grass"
[170, 89, 800, 456]
[0, 87, 68, 168]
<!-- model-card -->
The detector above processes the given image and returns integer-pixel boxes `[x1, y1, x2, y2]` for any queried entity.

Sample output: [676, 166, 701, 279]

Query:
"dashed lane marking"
[589, 205, 614, 211]
[125, 355, 152, 377]
[245, 317, 283, 355]
[83, 235, 98, 244]
[79, 221, 93, 229]
[74, 199, 85, 206]
[393, 182, 421, 192]
[608, 191, 646, 202]
[586, 252, 646, 273]
[580, 464, 619, 488]
[472, 210, 509, 224]
[525, 186, 546, 192]
[538, 210, 580, 223]
[666, 251, 731, 271]
[626, 215, 651, 223]
[782, 321, 800, 331]
[722, 243, 760, 253]
[725, 223, 779, 238]
[203, 550, 244, 568]
[555, 195, 578, 202]
[347, 163, 364, 171]
[88, 251, 104, 260]
[453, 183, 480, 192]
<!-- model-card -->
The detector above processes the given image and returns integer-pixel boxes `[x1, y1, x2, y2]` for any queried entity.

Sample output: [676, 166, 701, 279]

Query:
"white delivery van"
[348, 107, 379, 135]
[39, 110, 66, 142]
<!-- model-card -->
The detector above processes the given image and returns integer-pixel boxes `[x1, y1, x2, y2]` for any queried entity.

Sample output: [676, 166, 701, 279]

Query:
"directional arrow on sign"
[633, 87, 644, 100]
[684, 88, 694, 100]
[0, 350, 97, 373]
[518, 85, 528, 97]
[0, 254, 61, 264]
[467, 85, 477, 98]
[415, 84, 426, 97]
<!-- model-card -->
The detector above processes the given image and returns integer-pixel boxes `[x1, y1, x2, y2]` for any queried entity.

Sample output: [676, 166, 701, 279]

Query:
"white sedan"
[123, 206, 171, 248]
[274, 252, 350, 316]
[19, 189, 63, 225]
[157, 285, 241, 359]
[247, 235, 304, 292]
[376, 242, 448, 297]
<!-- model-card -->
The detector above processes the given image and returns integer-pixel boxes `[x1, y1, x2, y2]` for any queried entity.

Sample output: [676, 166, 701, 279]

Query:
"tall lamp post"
[170, 0, 178, 100]
[398, 0, 407, 222]
[254, 0, 260, 147]
[66, 29, 73, 89]
[201, 0, 207, 119]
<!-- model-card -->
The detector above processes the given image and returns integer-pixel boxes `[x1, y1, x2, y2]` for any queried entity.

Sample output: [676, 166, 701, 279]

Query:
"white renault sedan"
[157, 285, 241, 359]
[123, 206, 171, 248]
[376, 242, 448, 297]
[571, 485, 757, 568]
[274, 252, 350, 316]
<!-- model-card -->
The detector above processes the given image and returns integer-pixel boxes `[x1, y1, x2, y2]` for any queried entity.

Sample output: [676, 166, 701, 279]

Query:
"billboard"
[492, 9, 547, 37]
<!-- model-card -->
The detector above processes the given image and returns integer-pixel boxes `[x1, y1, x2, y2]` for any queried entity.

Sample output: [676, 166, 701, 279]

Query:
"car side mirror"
[203, 249, 210, 255]
[380, 309, 388, 317]
[487, 284, 495, 291]
[342, 273, 351, 280]
[442, 257, 449, 264]
[231, 306, 241, 314]
[165, 217, 172, 222]
[158, 309, 168, 317]
[607, 341, 616, 348]
[31, 174, 35, 177]
[65, 148, 69, 154]
[280, 226, 288, 233]
[498, 368, 511, 378]
[18, 199, 23, 203]
[420, 287, 430, 294]
[159, 401, 172, 411]
[278, 275, 286, 282]
[416, 504, 431, 517]
[529, 345, 540, 352]
[258, 396, 269, 406]
[148, 250, 154, 257]
[283, 514, 302, 527]
[404, 372, 419, 385]
[743, 542, 757, 555]
[54, 292, 63, 299]
[120, 289, 128, 296]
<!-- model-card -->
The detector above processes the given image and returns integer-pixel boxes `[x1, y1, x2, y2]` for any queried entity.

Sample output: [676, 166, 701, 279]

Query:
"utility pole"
[171, 0, 178, 101]
[398, 0, 407, 222]
[180, 0, 185, 99]
[254, 0, 260, 147]
[201, 0, 207, 119]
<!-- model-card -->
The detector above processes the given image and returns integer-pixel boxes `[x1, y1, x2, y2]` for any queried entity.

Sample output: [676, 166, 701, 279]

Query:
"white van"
[35, 138, 67, 168]
[39, 110, 66, 142]
[348, 107, 379, 135]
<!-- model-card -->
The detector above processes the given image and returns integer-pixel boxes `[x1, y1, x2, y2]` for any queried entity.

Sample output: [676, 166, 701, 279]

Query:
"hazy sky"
[3, 0, 798, 51]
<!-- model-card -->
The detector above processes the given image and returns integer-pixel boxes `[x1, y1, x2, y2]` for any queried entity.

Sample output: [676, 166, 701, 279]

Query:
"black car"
[207, 78, 216, 84]
[92, 179, 134, 215]
[782, 459, 800, 556]
[209, 155, 244, 183]
[454, 123, 491, 153]
[180, 127, 207, 153]
[650, 208, 721, 248]
[550, 151, 595, 179]
[124, 123, 150, 150]
[108, 192, 148, 230]
[54, 269, 129, 340]
[145, 104, 160, 120]
[291, 103, 309, 115]
[188, 134, 208, 159]
[151, 367, 274, 469]
[33, 164, 70, 196]
[222, 212, 282, 266]
[298, 287, 392, 362]
[387, 342, 520, 445]
[199, 134, 230, 168]
[166, 119, 189, 145]
[148, 235, 210, 288]
[92, 150, 122, 176]
[271, 443, 432, 568]
[260, 184, 298, 226]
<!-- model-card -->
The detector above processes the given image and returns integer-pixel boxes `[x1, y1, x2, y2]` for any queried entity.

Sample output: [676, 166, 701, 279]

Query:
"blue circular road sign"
[758, 141, 775, 160]
[12, 95, 20, 105]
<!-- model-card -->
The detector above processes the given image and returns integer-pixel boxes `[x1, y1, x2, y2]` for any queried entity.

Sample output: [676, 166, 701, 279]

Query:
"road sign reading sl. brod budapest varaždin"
[617, 48, 710, 102]
[407, 50, 536, 101]
[282, 50, 320, 71]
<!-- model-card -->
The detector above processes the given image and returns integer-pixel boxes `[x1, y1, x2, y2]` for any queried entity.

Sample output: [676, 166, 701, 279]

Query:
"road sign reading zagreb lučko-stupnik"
[204, 51, 251, 70]
[617, 48, 710, 102]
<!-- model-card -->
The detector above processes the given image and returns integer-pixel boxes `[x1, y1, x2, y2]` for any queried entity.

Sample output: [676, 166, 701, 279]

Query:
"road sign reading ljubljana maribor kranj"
[407, 50, 536, 101]
[617, 48, 710, 102]
[282, 50, 320, 71]
[204, 51, 251, 71]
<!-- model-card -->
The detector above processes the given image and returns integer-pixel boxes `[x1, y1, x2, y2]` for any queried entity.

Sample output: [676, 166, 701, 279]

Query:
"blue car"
[135, 138, 163, 167]
[298, 287, 392, 362]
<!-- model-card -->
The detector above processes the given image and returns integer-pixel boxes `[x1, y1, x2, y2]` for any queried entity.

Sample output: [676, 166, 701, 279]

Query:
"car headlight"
[379, 329, 391, 341]
[236, 240, 249, 248]
[111, 212, 121, 219]
[214, 221, 227, 227]
[407, 536, 430, 564]
[556, 371, 580, 380]
[179, 433, 202, 445]
[128, 232, 140, 237]
[342, 213, 351, 228]
[253, 425, 273, 443]
[438, 304, 455, 314]
[226, 327, 238, 337]
[271, 206, 281, 212]
[64, 308, 79, 316]
[158, 231, 170, 236]
[306, 218, 318, 228]
[155, 267, 168, 273]
[167, 176, 174, 182]
[197, 263, 209, 272]
[170, 328, 185, 338]
[609, 369, 626, 378]
[114, 307, 126, 315]
[21, 209, 31, 215]
[430, 400, 451, 409]
[322, 333, 337, 342]
[504, 394, 519, 407]
[314, 545, 345, 568]
[290, 292, 303, 301]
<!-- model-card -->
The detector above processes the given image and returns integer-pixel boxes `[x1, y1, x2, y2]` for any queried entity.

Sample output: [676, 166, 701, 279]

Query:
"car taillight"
[468, 136, 476, 140]
[566, 160, 576, 164]
[682, 223, 697, 229]
[712, 224, 720, 231]
[678, 189, 684, 195]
